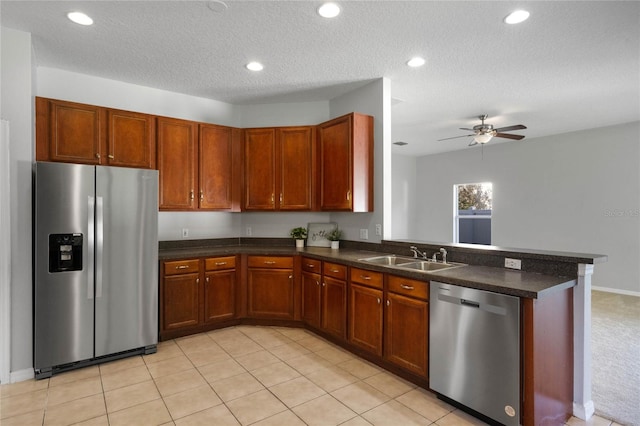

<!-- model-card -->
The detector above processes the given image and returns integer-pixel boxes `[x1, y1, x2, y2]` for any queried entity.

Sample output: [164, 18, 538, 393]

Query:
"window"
[454, 183, 492, 245]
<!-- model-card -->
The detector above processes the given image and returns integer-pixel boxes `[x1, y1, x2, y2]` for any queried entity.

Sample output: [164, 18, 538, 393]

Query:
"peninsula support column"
[573, 263, 594, 420]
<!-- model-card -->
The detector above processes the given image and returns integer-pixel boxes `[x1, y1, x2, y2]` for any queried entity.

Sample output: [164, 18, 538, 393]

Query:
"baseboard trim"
[573, 400, 595, 420]
[10, 368, 34, 383]
[592, 286, 640, 298]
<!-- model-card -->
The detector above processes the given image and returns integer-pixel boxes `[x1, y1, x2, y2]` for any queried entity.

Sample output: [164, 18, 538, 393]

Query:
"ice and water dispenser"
[48, 233, 83, 272]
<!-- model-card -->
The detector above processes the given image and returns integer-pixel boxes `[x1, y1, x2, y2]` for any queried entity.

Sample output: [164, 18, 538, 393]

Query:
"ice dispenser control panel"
[49, 234, 83, 272]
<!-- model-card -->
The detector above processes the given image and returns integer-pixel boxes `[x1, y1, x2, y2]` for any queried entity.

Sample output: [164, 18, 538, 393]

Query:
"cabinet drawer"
[205, 256, 236, 271]
[350, 267, 383, 289]
[302, 257, 321, 273]
[388, 275, 429, 301]
[163, 259, 200, 276]
[248, 256, 293, 269]
[323, 262, 347, 280]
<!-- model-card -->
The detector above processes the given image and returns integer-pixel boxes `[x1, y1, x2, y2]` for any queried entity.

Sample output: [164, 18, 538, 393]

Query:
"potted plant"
[289, 227, 308, 248]
[326, 228, 343, 249]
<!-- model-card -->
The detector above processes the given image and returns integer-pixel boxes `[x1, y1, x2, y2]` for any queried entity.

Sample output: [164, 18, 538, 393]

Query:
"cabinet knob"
[386, 300, 390, 306]
[271, 193, 275, 204]
[377, 298, 381, 304]
[108, 154, 114, 159]
[95, 153, 101, 159]
[196, 278, 200, 284]
[200, 190, 204, 201]
[316, 280, 320, 286]
[288, 275, 293, 279]
[206, 277, 210, 283]
[280, 193, 283, 203]
[190, 190, 195, 201]
[400, 284, 414, 290]
[322, 282, 326, 287]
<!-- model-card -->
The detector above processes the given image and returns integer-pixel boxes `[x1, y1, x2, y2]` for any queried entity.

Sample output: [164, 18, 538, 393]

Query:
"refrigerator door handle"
[95, 196, 104, 298]
[87, 196, 95, 300]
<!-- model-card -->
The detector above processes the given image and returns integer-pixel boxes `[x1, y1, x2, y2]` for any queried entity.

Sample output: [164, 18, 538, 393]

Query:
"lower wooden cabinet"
[384, 275, 429, 377]
[321, 262, 347, 339]
[349, 268, 384, 356]
[301, 258, 322, 328]
[247, 256, 295, 320]
[160, 256, 237, 340]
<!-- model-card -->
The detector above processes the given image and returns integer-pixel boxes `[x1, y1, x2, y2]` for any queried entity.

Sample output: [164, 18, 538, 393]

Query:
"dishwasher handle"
[461, 299, 480, 308]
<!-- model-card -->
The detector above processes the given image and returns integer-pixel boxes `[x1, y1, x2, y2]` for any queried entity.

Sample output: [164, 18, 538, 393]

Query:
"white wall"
[329, 78, 390, 243]
[391, 154, 417, 240]
[238, 102, 329, 128]
[1, 27, 35, 379]
[406, 122, 640, 294]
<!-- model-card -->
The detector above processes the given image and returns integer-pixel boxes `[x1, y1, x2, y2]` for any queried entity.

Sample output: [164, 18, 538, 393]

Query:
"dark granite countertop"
[159, 243, 576, 299]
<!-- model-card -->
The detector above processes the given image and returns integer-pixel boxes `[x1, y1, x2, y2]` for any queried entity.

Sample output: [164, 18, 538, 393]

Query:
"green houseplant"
[326, 228, 343, 249]
[290, 227, 308, 248]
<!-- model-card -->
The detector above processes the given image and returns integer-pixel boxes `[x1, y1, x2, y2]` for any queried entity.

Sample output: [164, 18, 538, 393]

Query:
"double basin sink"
[358, 255, 466, 272]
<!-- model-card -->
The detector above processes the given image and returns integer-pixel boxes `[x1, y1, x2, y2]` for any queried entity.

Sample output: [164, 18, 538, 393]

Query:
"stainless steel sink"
[398, 261, 465, 271]
[358, 255, 417, 266]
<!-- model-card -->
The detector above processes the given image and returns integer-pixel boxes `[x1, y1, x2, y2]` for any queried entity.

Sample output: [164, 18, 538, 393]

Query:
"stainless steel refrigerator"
[33, 162, 158, 379]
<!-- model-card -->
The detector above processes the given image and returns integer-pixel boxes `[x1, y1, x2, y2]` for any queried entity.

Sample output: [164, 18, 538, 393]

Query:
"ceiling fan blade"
[459, 127, 476, 131]
[438, 134, 475, 141]
[468, 140, 478, 147]
[494, 132, 525, 140]
[494, 124, 526, 132]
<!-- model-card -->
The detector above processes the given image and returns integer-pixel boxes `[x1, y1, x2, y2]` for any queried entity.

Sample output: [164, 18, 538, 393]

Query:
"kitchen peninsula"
[159, 237, 606, 426]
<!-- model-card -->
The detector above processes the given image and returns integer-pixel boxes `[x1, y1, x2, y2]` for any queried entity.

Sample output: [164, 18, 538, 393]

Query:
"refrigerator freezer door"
[34, 162, 96, 370]
[94, 166, 158, 357]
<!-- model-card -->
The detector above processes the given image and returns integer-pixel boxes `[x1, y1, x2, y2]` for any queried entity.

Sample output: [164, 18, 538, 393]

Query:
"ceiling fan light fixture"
[504, 10, 530, 24]
[474, 133, 494, 144]
[67, 11, 93, 26]
[318, 3, 340, 18]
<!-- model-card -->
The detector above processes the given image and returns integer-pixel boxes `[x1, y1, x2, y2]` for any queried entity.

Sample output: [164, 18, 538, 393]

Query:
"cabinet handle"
[346, 190, 351, 201]
[306, 264, 315, 268]
[280, 193, 283, 203]
[271, 193, 275, 204]
[377, 297, 381, 304]
[196, 278, 200, 284]
[360, 275, 371, 280]
[264, 261, 276, 265]
[330, 269, 340, 273]
[400, 284, 415, 290]
[175, 265, 189, 270]
[206, 277, 209, 283]
[108, 154, 114, 159]
[288, 275, 293, 279]
[95, 153, 101, 159]
[386, 300, 390, 306]
[200, 190, 204, 201]
[215, 262, 227, 266]
[190, 190, 195, 201]
[322, 282, 326, 287]
[316, 280, 320, 286]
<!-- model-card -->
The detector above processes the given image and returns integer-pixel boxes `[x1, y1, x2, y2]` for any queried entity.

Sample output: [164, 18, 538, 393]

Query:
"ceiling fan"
[439, 115, 527, 146]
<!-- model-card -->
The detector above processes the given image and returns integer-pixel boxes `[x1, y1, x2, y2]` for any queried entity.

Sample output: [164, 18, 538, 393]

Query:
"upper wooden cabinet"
[157, 117, 198, 210]
[35, 97, 155, 169]
[158, 120, 241, 211]
[317, 113, 373, 212]
[199, 124, 242, 211]
[244, 126, 314, 211]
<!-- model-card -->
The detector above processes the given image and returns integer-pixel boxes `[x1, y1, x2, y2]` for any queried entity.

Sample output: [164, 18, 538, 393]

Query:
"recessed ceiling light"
[67, 11, 93, 26]
[246, 62, 264, 72]
[318, 2, 340, 18]
[407, 57, 426, 68]
[504, 10, 530, 24]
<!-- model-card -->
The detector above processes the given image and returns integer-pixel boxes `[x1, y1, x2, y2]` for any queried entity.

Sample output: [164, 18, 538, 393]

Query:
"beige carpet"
[591, 290, 640, 426]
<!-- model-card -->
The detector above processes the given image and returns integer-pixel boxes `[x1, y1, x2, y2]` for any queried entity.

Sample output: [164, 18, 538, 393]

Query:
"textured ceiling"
[2, 1, 639, 156]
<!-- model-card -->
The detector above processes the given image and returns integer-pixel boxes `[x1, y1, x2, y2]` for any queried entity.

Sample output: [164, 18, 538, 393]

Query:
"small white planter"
[330, 241, 340, 249]
[295, 239, 305, 248]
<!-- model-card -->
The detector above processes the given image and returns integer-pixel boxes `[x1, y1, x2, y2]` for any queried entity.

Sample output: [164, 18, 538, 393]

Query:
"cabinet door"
[278, 126, 313, 210]
[162, 273, 200, 331]
[204, 270, 235, 323]
[244, 128, 276, 210]
[157, 117, 198, 210]
[385, 293, 429, 377]
[200, 124, 239, 210]
[318, 115, 352, 210]
[349, 284, 383, 356]
[302, 271, 321, 328]
[321, 276, 347, 339]
[48, 99, 104, 164]
[107, 109, 155, 169]
[247, 268, 294, 319]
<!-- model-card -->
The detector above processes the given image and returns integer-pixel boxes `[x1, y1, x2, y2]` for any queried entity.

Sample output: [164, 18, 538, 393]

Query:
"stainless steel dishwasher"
[430, 281, 520, 426]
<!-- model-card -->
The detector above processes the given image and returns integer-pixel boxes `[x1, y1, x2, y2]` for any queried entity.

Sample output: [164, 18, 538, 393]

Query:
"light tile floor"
[0, 325, 622, 426]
